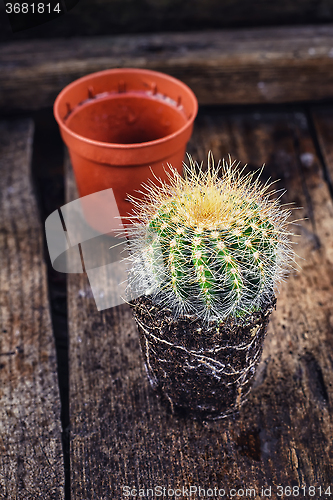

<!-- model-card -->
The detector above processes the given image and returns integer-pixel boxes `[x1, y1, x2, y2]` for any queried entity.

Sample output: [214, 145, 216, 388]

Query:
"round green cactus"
[126, 154, 296, 321]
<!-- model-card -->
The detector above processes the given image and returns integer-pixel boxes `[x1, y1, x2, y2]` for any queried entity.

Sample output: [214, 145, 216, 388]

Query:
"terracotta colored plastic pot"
[54, 68, 198, 229]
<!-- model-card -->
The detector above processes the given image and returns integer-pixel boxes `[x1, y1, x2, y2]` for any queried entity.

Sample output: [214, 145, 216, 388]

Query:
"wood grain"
[2, 25, 333, 113]
[0, 119, 64, 500]
[67, 108, 333, 499]
[311, 105, 333, 194]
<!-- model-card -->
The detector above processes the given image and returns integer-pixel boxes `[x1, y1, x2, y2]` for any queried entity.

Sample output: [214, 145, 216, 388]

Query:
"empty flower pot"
[54, 68, 198, 229]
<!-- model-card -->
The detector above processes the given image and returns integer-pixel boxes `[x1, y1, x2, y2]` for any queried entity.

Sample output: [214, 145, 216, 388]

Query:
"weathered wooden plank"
[2, 25, 333, 113]
[0, 119, 64, 499]
[311, 105, 333, 195]
[67, 108, 333, 499]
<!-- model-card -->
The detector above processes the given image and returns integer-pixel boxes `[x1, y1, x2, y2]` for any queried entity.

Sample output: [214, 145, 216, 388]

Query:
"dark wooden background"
[1, 0, 333, 41]
[1, 3, 333, 499]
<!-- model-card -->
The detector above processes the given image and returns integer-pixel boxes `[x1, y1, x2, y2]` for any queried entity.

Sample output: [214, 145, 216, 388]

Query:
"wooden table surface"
[1, 101, 333, 498]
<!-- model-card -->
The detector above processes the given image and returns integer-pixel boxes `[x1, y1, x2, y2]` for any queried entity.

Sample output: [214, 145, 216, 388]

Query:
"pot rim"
[54, 67, 198, 151]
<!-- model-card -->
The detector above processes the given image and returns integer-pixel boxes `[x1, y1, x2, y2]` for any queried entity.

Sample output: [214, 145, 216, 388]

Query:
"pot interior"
[65, 92, 188, 145]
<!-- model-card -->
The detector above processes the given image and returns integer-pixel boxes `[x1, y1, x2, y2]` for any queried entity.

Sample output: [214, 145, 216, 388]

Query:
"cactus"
[126, 153, 296, 322]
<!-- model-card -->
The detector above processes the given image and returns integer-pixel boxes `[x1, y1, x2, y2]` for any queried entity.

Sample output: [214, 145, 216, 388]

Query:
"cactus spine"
[126, 154, 295, 322]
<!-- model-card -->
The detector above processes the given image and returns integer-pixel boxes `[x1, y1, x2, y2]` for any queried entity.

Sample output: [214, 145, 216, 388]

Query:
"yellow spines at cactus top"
[125, 153, 297, 322]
